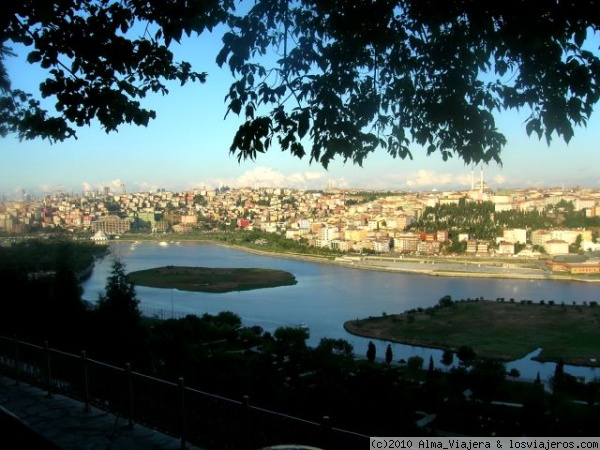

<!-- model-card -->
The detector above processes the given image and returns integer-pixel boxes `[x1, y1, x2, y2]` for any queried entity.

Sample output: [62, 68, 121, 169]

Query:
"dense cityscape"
[2, 181, 600, 270]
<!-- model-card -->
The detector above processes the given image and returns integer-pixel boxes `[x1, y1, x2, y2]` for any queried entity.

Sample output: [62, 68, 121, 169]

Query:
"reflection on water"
[82, 241, 600, 382]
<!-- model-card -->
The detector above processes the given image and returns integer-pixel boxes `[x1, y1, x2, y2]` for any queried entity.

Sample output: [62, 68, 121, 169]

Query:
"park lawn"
[127, 265, 297, 293]
[344, 300, 600, 366]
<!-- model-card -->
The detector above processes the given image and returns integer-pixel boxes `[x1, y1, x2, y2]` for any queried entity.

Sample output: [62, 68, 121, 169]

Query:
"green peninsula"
[344, 298, 600, 367]
[127, 265, 297, 293]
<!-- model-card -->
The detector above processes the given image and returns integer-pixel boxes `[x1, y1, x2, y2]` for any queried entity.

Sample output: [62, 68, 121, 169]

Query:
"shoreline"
[117, 237, 600, 283]
[201, 240, 600, 284]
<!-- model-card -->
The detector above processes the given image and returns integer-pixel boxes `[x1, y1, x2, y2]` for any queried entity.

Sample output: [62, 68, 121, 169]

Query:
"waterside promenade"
[208, 240, 600, 283]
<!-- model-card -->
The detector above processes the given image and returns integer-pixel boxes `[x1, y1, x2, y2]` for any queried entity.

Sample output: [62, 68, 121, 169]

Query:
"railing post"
[179, 377, 187, 450]
[126, 363, 134, 429]
[44, 341, 52, 398]
[81, 351, 90, 412]
[321, 415, 331, 450]
[243, 394, 251, 450]
[13, 334, 20, 386]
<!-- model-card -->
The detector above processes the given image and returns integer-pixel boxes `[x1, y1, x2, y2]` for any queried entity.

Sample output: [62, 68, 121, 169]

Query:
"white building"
[91, 230, 108, 241]
[503, 228, 527, 244]
[544, 239, 569, 255]
[318, 226, 340, 242]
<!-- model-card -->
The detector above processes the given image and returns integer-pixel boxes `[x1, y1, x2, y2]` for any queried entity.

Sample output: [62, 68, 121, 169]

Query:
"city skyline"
[2, 25, 600, 199]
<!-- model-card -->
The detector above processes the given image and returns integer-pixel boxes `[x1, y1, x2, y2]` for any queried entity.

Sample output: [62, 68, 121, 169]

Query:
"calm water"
[81, 241, 600, 383]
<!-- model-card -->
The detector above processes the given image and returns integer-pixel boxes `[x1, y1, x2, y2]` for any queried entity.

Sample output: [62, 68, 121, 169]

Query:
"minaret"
[480, 164, 483, 193]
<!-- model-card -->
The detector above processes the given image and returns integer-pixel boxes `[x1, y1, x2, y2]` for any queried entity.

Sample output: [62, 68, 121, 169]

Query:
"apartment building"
[90, 215, 132, 235]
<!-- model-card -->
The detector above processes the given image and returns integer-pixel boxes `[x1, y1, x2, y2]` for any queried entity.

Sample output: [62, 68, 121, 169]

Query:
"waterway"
[81, 240, 600, 383]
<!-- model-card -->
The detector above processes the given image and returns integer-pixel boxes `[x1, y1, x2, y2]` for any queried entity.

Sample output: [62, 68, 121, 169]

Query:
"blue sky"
[2, 20, 600, 199]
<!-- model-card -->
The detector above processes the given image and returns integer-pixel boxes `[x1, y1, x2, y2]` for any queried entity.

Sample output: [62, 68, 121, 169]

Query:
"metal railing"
[0, 335, 369, 450]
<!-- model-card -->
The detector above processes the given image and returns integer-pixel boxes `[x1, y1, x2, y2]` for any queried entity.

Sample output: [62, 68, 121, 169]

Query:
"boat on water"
[158, 241, 169, 247]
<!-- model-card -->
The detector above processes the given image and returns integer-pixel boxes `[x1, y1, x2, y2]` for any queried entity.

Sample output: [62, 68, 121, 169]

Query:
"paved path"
[0, 375, 202, 449]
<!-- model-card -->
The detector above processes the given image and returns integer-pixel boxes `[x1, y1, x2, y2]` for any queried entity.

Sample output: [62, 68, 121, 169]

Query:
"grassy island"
[344, 298, 600, 367]
[126, 265, 297, 293]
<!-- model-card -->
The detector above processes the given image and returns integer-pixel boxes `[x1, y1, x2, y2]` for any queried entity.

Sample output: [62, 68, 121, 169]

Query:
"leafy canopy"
[2, 0, 600, 169]
[1, 0, 233, 141]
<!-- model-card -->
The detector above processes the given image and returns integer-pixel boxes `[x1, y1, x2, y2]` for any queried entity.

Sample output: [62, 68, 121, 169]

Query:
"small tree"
[273, 326, 309, 359]
[438, 295, 453, 308]
[551, 358, 565, 393]
[96, 257, 141, 322]
[317, 338, 354, 358]
[428, 355, 435, 376]
[470, 359, 507, 402]
[385, 344, 393, 364]
[93, 257, 146, 366]
[367, 341, 376, 362]
[441, 349, 454, 371]
[406, 355, 425, 379]
[457, 345, 477, 367]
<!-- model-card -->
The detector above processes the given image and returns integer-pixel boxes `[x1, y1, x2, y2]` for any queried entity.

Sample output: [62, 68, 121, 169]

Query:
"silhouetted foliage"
[457, 345, 477, 367]
[441, 349, 454, 371]
[385, 343, 393, 364]
[4, 1, 600, 167]
[367, 340, 376, 362]
[93, 257, 148, 367]
[469, 358, 507, 402]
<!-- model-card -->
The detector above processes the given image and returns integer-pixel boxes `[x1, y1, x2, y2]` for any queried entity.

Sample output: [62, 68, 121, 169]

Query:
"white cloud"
[493, 175, 507, 185]
[135, 181, 163, 193]
[108, 179, 124, 190]
[79, 179, 130, 194]
[38, 184, 54, 193]
[304, 171, 326, 181]
[454, 173, 473, 187]
[404, 170, 471, 189]
[203, 166, 331, 190]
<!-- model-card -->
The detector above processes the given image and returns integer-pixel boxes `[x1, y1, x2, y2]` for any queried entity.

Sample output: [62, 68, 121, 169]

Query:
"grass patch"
[127, 265, 297, 293]
[344, 300, 600, 366]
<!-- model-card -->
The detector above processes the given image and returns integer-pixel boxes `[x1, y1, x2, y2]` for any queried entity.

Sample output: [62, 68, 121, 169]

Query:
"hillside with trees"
[408, 199, 600, 244]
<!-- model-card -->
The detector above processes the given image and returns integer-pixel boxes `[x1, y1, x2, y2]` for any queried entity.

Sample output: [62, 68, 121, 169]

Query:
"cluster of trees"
[410, 201, 505, 241]
[212, 229, 343, 257]
[410, 199, 600, 248]
[0, 239, 108, 274]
